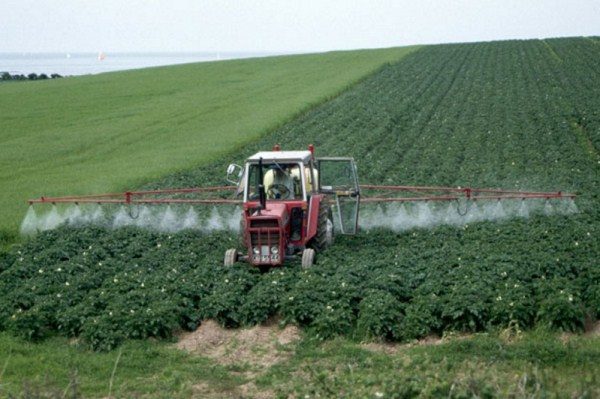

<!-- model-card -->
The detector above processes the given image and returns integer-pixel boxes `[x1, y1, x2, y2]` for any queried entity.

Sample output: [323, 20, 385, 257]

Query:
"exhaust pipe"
[258, 157, 266, 213]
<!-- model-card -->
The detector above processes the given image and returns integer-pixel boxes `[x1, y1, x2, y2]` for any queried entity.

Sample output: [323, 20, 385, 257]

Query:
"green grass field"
[1, 330, 598, 397]
[0, 46, 417, 242]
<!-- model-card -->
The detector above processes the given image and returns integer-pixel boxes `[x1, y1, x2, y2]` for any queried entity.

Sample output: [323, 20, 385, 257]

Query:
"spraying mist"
[358, 198, 578, 232]
[20, 204, 242, 236]
[20, 198, 578, 236]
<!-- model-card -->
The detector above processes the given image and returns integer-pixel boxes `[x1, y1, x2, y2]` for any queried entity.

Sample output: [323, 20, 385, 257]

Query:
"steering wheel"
[267, 184, 290, 199]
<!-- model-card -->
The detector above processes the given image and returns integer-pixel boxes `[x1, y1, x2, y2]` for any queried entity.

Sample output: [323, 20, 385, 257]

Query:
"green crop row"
[1, 38, 598, 350]
[0, 213, 596, 351]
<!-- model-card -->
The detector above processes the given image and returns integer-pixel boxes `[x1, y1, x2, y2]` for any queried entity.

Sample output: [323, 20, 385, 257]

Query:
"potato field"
[1, 38, 598, 351]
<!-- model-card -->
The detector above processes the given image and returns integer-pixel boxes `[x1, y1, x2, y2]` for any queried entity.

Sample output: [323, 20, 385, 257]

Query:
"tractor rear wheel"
[224, 248, 238, 267]
[301, 248, 315, 269]
[312, 203, 334, 251]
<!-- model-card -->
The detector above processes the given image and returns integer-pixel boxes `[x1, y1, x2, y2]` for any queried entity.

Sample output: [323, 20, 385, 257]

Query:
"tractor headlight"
[271, 246, 279, 255]
[253, 247, 260, 255]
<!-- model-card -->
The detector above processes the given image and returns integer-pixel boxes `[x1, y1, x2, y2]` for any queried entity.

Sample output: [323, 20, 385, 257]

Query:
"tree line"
[1, 72, 63, 82]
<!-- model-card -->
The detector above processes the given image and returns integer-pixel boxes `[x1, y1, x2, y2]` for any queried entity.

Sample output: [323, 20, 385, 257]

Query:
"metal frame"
[28, 186, 241, 205]
[359, 184, 575, 203]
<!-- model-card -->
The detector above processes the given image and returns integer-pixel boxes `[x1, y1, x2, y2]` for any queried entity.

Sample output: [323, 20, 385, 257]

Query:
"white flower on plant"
[38, 269, 43, 274]
[141, 282, 145, 287]
[272, 280, 278, 285]
[225, 279, 229, 283]
[156, 243, 162, 248]
[57, 267, 62, 272]
[130, 309, 135, 314]
[109, 311, 113, 316]
[57, 293, 61, 298]
[568, 295, 573, 302]
[375, 392, 384, 398]
[288, 296, 294, 301]
[500, 271, 507, 277]
[113, 278, 118, 283]
[65, 281, 70, 286]
[326, 305, 333, 311]
[496, 296, 502, 301]
[98, 262, 102, 266]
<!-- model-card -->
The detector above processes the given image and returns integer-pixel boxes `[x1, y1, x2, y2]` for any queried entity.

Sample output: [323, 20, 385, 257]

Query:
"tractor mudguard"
[305, 194, 323, 242]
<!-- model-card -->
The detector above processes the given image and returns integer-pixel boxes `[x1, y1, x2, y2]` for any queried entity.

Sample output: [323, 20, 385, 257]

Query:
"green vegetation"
[0, 332, 242, 398]
[1, 37, 599, 396]
[1, 72, 63, 81]
[1, 38, 598, 352]
[0, 46, 417, 237]
[263, 330, 600, 398]
[0, 330, 598, 397]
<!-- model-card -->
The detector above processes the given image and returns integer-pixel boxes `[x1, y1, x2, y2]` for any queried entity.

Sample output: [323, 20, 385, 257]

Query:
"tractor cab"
[224, 145, 360, 268]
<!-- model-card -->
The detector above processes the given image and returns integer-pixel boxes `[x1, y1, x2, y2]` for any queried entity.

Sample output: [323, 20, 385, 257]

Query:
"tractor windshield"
[247, 162, 303, 201]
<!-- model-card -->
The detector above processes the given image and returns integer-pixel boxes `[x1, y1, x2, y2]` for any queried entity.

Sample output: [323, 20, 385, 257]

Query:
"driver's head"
[270, 164, 288, 176]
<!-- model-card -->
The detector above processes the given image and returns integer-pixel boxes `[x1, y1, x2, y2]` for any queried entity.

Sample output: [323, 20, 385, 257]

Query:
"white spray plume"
[359, 198, 578, 232]
[19, 204, 241, 235]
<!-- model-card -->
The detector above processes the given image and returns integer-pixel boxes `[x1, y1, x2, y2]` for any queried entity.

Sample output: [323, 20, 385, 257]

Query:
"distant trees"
[1, 72, 63, 82]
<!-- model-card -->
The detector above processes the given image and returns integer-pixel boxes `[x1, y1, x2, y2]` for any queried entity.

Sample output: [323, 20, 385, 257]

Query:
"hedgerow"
[1, 38, 599, 350]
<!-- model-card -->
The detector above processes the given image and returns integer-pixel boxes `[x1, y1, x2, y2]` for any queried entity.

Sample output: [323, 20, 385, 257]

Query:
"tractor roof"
[247, 150, 312, 164]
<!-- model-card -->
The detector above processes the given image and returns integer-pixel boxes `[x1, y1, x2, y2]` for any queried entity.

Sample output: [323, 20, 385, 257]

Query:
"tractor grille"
[250, 219, 279, 228]
[250, 231, 280, 246]
[249, 228, 281, 264]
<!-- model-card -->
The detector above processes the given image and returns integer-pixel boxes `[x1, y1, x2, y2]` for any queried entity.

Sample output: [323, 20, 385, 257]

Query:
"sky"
[1, 0, 599, 53]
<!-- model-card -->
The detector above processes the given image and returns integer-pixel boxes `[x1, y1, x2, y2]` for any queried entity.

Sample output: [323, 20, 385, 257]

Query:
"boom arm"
[27, 186, 242, 206]
[359, 184, 575, 203]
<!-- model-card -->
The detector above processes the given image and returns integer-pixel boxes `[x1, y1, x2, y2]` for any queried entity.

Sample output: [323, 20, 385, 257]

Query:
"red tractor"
[223, 144, 360, 268]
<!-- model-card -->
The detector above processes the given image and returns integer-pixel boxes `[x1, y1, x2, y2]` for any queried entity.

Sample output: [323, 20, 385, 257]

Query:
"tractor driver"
[264, 164, 300, 199]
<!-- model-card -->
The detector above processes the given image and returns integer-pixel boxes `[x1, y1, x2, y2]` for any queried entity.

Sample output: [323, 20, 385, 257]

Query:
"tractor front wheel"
[224, 248, 238, 267]
[301, 248, 315, 269]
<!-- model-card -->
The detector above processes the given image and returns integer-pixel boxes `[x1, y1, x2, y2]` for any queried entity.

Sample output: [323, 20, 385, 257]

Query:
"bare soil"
[177, 319, 300, 398]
